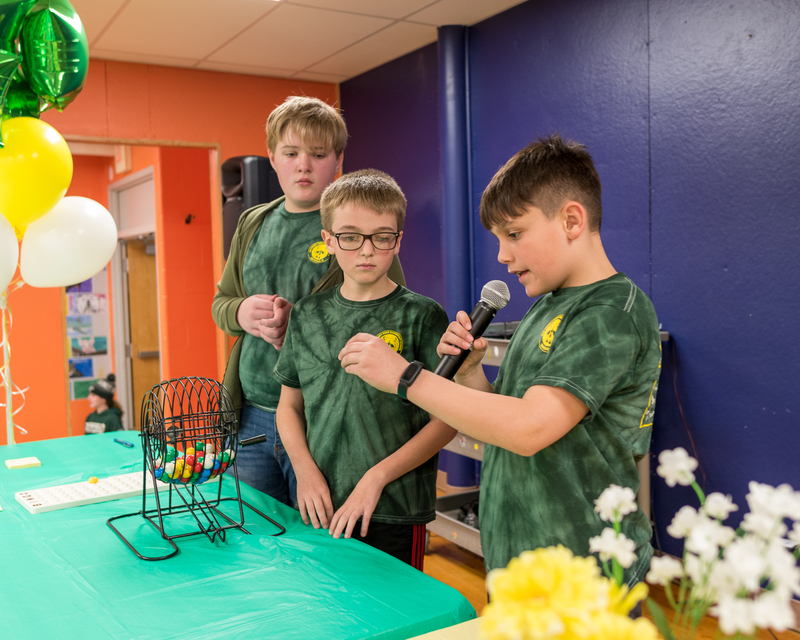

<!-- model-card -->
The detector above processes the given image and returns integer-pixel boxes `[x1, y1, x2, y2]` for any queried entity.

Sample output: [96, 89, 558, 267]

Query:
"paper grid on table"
[15, 471, 219, 514]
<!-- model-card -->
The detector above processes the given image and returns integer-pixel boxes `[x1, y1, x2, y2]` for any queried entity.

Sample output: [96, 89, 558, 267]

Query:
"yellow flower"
[607, 581, 649, 616]
[480, 546, 658, 640]
[584, 612, 660, 640]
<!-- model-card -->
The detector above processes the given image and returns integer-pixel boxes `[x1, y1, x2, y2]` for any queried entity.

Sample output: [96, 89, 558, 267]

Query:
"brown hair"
[266, 96, 347, 156]
[480, 133, 602, 231]
[321, 169, 407, 231]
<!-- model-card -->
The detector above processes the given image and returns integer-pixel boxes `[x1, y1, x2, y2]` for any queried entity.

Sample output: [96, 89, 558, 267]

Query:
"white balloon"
[20, 197, 118, 288]
[0, 213, 19, 293]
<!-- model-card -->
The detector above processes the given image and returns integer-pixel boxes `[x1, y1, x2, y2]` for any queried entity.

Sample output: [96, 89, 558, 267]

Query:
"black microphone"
[433, 280, 511, 379]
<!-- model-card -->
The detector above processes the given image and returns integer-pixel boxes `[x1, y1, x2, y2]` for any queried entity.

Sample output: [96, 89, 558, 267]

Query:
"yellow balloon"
[0, 117, 73, 233]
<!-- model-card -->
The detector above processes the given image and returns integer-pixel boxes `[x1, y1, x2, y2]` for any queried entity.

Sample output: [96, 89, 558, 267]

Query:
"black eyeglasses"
[332, 232, 400, 251]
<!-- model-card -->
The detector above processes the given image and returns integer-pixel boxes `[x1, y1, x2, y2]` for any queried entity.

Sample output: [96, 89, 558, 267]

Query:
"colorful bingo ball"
[155, 467, 163, 479]
[186, 447, 195, 457]
[185, 454, 195, 468]
[165, 447, 177, 462]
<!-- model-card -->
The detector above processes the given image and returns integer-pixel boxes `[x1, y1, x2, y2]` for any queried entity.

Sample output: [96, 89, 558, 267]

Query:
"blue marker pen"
[114, 438, 135, 448]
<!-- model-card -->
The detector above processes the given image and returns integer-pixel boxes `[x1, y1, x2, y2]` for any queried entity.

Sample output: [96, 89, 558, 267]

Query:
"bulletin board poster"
[67, 269, 113, 401]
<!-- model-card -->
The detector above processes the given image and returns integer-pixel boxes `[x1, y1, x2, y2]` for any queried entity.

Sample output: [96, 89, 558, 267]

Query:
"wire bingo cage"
[107, 377, 285, 560]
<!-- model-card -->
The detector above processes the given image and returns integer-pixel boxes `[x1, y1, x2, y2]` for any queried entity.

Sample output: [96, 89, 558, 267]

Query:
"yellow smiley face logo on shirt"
[308, 241, 330, 264]
[539, 314, 564, 353]
[378, 330, 403, 354]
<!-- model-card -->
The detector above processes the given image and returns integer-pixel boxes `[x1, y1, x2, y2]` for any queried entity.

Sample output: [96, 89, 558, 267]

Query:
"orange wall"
[42, 59, 339, 162]
[156, 146, 217, 381]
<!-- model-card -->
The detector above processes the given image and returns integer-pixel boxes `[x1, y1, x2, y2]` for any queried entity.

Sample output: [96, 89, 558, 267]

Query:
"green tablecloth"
[0, 433, 475, 639]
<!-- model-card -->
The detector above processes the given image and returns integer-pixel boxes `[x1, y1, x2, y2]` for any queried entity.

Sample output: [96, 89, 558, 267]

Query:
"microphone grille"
[480, 280, 511, 310]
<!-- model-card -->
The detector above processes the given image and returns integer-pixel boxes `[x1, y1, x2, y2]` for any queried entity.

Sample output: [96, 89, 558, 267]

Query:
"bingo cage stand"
[107, 376, 285, 560]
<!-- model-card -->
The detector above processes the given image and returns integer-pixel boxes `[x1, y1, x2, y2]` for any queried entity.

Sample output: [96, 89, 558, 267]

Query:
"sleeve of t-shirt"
[529, 305, 640, 417]
[272, 307, 301, 388]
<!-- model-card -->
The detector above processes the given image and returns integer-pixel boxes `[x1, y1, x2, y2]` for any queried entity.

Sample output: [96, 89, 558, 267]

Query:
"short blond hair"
[321, 169, 407, 231]
[266, 96, 347, 156]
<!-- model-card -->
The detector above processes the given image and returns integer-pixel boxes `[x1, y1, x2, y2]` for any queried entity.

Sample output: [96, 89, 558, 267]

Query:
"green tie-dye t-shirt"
[273, 285, 449, 524]
[239, 202, 331, 411]
[480, 273, 661, 583]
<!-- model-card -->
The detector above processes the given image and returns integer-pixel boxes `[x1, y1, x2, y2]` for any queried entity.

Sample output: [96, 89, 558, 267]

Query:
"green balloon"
[0, 49, 20, 146]
[0, 0, 36, 48]
[4, 70, 39, 118]
[20, 0, 88, 111]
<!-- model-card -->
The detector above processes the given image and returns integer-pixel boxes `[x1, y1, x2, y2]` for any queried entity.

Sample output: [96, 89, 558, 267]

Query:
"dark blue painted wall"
[339, 43, 444, 304]
[648, 0, 800, 552]
[341, 0, 800, 559]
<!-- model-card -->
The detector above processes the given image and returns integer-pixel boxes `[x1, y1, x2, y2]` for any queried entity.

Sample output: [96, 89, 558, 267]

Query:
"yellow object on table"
[4, 456, 41, 469]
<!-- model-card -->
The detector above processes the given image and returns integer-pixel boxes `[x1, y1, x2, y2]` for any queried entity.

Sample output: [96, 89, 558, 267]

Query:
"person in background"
[85, 373, 124, 434]
[212, 97, 404, 506]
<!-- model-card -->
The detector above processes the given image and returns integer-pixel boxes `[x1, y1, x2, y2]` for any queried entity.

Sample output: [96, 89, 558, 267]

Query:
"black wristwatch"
[397, 360, 425, 406]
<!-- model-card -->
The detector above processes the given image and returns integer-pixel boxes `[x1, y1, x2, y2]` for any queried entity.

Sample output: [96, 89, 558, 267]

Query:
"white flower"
[712, 594, 756, 636]
[588, 527, 637, 568]
[667, 505, 701, 539]
[702, 492, 738, 521]
[646, 555, 683, 586]
[722, 536, 767, 593]
[752, 590, 797, 632]
[594, 484, 638, 523]
[685, 518, 736, 561]
[656, 447, 698, 487]
[683, 553, 717, 600]
[788, 522, 800, 548]
[741, 510, 788, 540]
[763, 538, 800, 596]
[708, 557, 747, 597]
[746, 482, 800, 521]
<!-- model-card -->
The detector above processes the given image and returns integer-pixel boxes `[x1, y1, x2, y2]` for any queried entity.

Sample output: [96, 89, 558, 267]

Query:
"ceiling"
[70, 0, 527, 84]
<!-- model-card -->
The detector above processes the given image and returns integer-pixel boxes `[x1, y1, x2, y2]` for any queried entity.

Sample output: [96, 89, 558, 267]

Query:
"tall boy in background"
[339, 135, 661, 584]
[212, 98, 404, 505]
[273, 170, 454, 569]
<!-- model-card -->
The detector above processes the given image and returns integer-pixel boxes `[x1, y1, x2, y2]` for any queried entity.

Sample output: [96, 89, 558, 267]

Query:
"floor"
[422, 535, 800, 639]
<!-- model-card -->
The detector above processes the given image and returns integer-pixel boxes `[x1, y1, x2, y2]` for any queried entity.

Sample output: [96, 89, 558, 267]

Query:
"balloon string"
[1, 280, 29, 440]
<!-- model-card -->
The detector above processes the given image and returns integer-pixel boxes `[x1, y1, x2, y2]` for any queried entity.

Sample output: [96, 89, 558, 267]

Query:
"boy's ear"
[394, 230, 403, 255]
[321, 229, 337, 255]
[562, 202, 587, 240]
[335, 152, 344, 176]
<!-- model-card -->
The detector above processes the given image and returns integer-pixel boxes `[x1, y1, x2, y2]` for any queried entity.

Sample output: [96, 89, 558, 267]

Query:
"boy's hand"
[237, 294, 280, 337]
[329, 469, 384, 539]
[437, 310, 489, 379]
[295, 464, 334, 530]
[339, 333, 408, 394]
[258, 297, 293, 351]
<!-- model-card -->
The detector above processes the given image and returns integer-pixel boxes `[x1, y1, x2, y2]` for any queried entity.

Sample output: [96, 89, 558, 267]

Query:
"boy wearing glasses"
[273, 169, 455, 569]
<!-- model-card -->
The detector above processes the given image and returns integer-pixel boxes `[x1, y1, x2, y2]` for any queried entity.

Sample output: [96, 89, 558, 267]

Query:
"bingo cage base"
[107, 377, 285, 561]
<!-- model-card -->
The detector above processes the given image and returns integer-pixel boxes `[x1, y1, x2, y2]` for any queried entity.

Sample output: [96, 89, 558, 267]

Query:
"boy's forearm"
[405, 371, 586, 457]
[368, 417, 456, 488]
[275, 396, 317, 473]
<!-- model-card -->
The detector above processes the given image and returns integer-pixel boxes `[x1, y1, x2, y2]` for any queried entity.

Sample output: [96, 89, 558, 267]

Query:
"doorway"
[109, 167, 161, 430]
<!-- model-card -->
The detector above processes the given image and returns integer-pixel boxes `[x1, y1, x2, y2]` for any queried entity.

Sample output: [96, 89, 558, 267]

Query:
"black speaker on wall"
[221, 155, 283, 259]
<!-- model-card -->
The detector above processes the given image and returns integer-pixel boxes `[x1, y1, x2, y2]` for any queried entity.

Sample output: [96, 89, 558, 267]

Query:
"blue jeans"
[236, 403, 297, 507]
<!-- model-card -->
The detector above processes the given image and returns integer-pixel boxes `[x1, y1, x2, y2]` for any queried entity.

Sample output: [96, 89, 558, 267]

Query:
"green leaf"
[645, 597, 676, 640]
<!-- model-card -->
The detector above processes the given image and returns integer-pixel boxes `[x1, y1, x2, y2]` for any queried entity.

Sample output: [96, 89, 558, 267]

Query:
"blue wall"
[340, 43, 444, 304]
[341, 0, 800, 558]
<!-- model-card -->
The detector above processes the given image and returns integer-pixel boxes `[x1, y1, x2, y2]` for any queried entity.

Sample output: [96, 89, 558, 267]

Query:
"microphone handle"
[433, 301, 498, 380]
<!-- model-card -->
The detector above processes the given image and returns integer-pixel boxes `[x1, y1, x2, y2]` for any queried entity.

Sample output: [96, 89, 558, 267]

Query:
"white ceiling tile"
[290, 70, 349, 84]
[407, 0, 527, 27]
[284, 0, 434, 20]
[93, 0, 279, 61]
[70, 0, 128, 45]
[207, 4, 392, 72]
[91, 48, 201, 69]
[309, 21, 437, 78]
[196, 60, 297, 79]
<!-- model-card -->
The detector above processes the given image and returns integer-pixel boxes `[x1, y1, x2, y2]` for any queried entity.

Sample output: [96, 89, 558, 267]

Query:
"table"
[0, 433, 475, 639]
